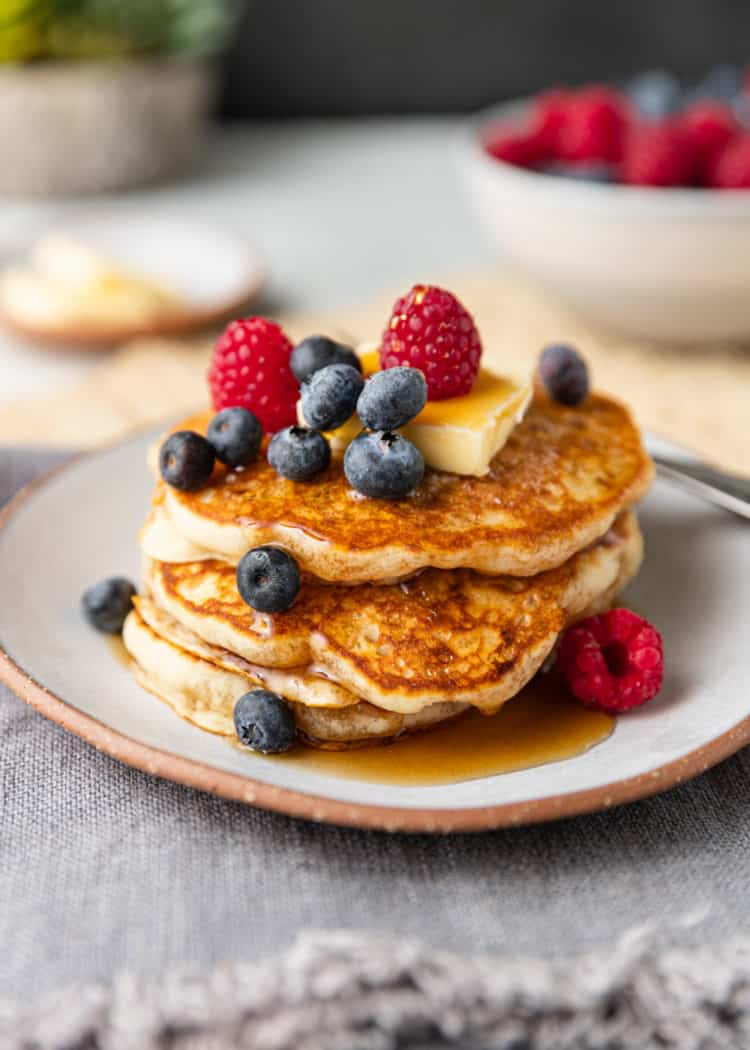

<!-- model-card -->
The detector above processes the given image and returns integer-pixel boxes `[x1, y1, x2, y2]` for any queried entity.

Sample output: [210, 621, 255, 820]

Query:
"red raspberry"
[380, 285, 482, 401]
[529, 89, 571, 156]
[557, 87, 630, 163]
[485, 127, 543, 168]
[681, 102, 738, 181]
[557, 608, 664, 713]
[207, 318, 298, 433]
[707, 134, 750, 189]
[621, 121, 697, 187]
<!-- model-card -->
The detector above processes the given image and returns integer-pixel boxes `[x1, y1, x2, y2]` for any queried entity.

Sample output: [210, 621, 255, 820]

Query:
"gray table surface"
[2, 448, 750, 1003]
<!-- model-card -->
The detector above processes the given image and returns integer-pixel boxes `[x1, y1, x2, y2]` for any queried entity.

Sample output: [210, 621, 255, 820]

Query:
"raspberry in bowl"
[459, 70, 750, 343]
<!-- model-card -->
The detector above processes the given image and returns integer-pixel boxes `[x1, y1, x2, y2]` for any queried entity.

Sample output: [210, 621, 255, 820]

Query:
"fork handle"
[652, 454, 750, 521]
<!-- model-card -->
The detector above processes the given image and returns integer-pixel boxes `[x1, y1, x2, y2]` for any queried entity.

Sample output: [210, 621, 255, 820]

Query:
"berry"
[538, 344, 589, 406]
[82, 577, 136, 634]
[208, 318, 298, 433]
[528, 89, 571, 155]
[557, 608, 664, 713]
[707, 134, 750, 189]
[356, 366, 427, 431]
[344, 431, 424, 500]
[381, 285, 482, 401]
[234, 689, 296, 754]
[681, 102, 738, 179]
[159, 431, 215, 491]
[621, 121, 696, 187]
[207, 408, 263, 468]
[485, 128, 543, 167]
[267, 426, 331, 481]
[290, 335, 362, 384]
[300, 363, 364, 432]
[236, 546, 301, 613]
[624, 70, 681, 120]
[557, 87, 630, 164]
[686, 63, 742, 106]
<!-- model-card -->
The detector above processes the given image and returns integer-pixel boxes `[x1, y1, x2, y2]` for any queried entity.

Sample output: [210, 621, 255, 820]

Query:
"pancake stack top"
[123, 286, 654, 752]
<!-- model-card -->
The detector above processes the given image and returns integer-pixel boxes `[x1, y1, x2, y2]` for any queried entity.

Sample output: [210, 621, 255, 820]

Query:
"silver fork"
[649, 450, 750, 521]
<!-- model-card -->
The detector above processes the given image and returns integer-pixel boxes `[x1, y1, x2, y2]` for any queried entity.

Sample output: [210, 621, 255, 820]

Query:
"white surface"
[0, 429, 747, 814]
[460, 101, 750, 343]
[0, 119, 495, 403]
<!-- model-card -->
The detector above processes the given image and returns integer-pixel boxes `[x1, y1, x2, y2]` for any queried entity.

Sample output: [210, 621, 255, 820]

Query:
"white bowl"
[459, 100, 750, 343]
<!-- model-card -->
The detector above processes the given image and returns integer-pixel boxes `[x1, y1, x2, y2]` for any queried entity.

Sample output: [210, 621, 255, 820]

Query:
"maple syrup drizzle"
[286, 672, 613, 786]
[111, 634, 612, 786]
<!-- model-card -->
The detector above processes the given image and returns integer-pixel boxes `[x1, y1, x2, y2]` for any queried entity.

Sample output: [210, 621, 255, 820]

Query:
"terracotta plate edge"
[0, 449, 747, 834]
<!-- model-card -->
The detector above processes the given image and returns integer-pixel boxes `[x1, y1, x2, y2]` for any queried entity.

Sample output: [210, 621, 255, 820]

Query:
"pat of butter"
[0, 232, 182, 331]
[298, 347, 532, 477]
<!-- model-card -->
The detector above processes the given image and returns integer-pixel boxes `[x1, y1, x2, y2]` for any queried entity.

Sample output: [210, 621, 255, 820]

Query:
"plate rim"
[0, 446, 747, 833]
[0, 220, 266, 349]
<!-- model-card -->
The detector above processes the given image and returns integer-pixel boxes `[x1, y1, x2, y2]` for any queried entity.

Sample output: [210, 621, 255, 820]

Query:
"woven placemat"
[0, 271, 747, 472]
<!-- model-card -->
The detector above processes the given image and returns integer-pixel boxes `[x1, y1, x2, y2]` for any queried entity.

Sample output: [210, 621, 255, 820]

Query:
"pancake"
[140, 509, 643, 715]
[123, 609, 466, 748]
[149, 392, 652, 583]
[136, 595, 359, 709]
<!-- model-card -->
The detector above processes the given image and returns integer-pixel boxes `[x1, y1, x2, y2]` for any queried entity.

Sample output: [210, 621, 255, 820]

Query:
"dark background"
[219, 0, 750, 117]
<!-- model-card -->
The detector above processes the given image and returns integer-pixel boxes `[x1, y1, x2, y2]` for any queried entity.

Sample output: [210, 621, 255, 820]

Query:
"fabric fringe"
[2, 929, 750, 1050]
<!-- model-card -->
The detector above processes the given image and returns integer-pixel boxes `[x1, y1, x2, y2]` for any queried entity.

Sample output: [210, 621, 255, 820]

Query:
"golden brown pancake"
[154, 392, 652, 583]
[123, 609, 466, 748]
[140, 510, 642, 715]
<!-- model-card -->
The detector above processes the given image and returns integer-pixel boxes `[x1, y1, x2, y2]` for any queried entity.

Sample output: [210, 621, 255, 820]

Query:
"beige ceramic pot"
[0, 57, 216, 196]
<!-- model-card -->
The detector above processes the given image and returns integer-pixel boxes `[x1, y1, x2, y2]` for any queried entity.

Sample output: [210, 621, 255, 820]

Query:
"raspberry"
[557, 87, 630, 163]
[208, 318, 298, 433]
[485, 127, 543, 167]
[557, 608, 664, 713]
[707, 134, 750, 189]
[621, 121, 697, 187]
[380, 285, 482, 401]
[681, 102, 738, 181]
[529, 89, 571, 156]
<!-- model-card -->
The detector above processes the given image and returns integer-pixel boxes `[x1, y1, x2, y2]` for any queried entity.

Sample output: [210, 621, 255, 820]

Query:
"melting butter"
[298, 347, 531, 477]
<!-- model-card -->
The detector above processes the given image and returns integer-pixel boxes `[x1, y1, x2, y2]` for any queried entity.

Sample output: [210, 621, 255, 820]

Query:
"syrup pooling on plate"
[286, 672, 614, 786]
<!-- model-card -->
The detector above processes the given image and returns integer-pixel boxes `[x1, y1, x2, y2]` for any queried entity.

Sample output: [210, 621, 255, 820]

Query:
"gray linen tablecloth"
[2, 450, 750, 1047]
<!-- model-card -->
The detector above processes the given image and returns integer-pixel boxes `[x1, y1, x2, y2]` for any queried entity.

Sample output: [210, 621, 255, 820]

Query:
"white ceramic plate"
[0, 431, 747, 832]
[0, 213, 265, 348]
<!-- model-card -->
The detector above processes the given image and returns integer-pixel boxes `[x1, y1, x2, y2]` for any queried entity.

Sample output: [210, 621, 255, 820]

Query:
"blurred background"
[0, 0, 747, 467]
[221, 0, 750, 115]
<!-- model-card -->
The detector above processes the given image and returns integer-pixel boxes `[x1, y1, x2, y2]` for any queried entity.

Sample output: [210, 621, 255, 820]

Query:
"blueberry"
[686, 63, 742, 105]
[538, 344, 590, 407]
[300, 363, 365, 432]
[356, 366, 427, 431]
[623, 70, 681, 119]
[267, 426, 331, 481]
[207, 408, 263, 468]
[539, 162, 615, 184]
[234, 689, 296, 753]
[290, 335, 362, 384]
[236, 546, 301, 612]
[344, 431, 424, 499]
[159, 431, 215, 491]
[82, 577, 136, 634]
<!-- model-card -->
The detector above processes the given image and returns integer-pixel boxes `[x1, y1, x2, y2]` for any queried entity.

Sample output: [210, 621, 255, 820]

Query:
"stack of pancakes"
[123, 391, 653, 749]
